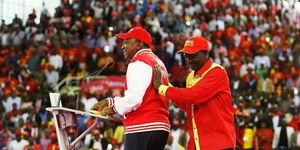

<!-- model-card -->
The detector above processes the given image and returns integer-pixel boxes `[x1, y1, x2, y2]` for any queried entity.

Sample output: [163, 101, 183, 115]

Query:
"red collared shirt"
[160, 59, 236, 150]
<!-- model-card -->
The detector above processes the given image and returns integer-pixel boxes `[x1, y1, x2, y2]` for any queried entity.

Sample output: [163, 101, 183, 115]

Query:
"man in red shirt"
[0, 121, 9, 148]
[153, 36, 236, 150]
[91, 27, 170, 150]
[47, 133, 59, 150]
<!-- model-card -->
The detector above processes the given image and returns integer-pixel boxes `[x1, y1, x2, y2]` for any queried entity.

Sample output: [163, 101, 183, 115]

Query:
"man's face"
[94, 135, 100, 140]
[121, 38, 141, 60]
[16, 135, 21, 141]
[184, 51, 208, 71]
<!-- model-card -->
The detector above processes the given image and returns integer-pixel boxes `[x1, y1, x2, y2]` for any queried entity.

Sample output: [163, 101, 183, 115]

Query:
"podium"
[46, 93, 121, 150]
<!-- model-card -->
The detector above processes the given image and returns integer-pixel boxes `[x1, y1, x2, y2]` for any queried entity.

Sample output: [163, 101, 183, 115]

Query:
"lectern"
[46, 93, 121, 150]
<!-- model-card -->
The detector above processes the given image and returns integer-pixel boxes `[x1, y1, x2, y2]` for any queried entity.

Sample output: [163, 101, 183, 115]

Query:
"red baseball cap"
[116, 27, 152, 46]
[15, 129, 22, 135]
[177, 36, 209, 54]
[92, 129, 100, 136]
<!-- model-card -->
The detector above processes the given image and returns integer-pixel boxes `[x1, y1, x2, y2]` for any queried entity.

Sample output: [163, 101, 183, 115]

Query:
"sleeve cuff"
[168, 82, 173, 87]
[158, 85, 170, 96]
[108, 97, 118, 114]
[108, 97, 115, 107]
[112, 104, 117, 113]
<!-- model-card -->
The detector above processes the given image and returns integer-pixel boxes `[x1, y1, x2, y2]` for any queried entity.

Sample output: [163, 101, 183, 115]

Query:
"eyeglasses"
[183, 52, 200, 59]
[183, 51, 209, 60]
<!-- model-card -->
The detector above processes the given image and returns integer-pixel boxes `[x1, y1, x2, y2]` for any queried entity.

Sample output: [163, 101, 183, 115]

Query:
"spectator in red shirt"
[46, 133, 59, 150]
[254, 121, 273, 150]
[23, 75, 38, 94]
[0, 121, 9, 148]
[7, 103, 22, 119]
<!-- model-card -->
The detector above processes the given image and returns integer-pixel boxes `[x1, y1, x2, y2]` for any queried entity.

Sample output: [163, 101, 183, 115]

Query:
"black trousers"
[124, 130, 169, 150]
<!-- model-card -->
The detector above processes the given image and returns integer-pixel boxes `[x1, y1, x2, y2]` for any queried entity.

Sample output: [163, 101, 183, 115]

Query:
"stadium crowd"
[0, 0, 300, 149]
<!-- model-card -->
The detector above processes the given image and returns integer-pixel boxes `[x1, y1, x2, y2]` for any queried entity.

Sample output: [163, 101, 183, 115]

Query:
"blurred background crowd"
[1, 0, 300, 149]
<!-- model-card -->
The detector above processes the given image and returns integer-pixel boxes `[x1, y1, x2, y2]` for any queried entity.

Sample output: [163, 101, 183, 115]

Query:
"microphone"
[78, 62, 113, 90]
[74, 62, 113, 109]
[55, 62, 113, 92]
[53, 62, 113, 108]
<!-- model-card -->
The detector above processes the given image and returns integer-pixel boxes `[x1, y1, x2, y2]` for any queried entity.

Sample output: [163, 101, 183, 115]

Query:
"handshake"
[90, 98, 116, 116]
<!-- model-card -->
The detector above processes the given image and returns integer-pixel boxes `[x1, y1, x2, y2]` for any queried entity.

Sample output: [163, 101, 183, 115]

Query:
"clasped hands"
[90, 98, 116, 116]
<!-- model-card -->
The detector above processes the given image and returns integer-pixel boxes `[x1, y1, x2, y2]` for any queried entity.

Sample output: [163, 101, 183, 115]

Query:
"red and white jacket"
[109, 49, 170, 134]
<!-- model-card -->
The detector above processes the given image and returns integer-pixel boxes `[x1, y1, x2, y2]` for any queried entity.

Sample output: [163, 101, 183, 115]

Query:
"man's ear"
[137, 41, 144, 49]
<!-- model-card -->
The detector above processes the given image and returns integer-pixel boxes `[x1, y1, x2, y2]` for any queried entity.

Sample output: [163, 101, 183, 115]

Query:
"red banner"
[81, 75, 125, 96]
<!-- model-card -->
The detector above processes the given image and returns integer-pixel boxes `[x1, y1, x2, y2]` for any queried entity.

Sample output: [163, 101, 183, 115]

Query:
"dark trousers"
[124, 130, 169, 150]
[276, 146, 290, 150]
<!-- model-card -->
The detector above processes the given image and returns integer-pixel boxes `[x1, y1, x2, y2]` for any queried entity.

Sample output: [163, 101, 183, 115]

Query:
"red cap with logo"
[177, 36, 210, 54]
[116, 27, 152, 46]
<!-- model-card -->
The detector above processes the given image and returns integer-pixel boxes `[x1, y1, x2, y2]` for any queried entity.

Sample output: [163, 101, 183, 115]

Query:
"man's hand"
[90, 98, 109, 112]
[100, 106, 116, 116]
[153, 65, 163, 91]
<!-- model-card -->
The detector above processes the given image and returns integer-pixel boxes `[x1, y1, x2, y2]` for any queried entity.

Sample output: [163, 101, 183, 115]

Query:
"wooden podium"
[46, 93, 121, 150]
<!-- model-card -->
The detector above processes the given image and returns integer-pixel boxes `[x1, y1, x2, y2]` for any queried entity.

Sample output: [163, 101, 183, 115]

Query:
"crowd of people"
[0, 0, 300, 149]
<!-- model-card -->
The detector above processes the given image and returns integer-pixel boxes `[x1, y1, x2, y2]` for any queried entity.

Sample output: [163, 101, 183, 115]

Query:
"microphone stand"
[55, 63, 112, 92]
[54, 62, 112, 109]
[54, 67, 99, 107]
[75, 62, 113, 110]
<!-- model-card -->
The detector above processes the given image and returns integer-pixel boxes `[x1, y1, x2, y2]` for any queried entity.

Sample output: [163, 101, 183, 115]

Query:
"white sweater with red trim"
[110, 49, 170, 134]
